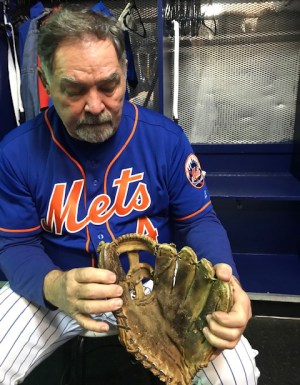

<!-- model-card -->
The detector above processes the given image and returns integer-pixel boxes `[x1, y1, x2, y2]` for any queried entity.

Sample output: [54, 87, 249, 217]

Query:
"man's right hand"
[43, 267, 123, 332]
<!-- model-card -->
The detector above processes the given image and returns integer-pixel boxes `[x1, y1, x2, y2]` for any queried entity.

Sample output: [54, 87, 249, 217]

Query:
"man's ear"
[37, 67, 50, 95]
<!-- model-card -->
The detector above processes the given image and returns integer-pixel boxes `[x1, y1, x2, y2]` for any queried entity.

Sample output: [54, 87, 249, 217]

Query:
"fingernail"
[108, 272, 116, 282]
[114, 298, 123, 309]
[117, 286, 123, 296]
[102, 323, 109, 332]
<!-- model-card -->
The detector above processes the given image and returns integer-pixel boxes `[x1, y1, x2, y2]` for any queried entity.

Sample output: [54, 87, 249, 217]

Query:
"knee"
[193, 336, 260, 385]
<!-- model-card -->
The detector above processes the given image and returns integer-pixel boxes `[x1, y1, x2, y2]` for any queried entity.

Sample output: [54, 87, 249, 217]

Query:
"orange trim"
[103, 103, 139, 240]
[0, 225, 41, 233]
[85, 227, 91, 254]
[175, 200, 212, 221]
[37, 56, 50, 110]
[44, 110, 92, 258]
[44, 110, 87, 193]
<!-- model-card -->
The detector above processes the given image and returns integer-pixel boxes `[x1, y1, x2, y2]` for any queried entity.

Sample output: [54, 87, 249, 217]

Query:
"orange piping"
[175, 200, 212, 221]
[44, 109, 92, 256]
[103, 103, 139, 240]
[0, 225, 41, 233]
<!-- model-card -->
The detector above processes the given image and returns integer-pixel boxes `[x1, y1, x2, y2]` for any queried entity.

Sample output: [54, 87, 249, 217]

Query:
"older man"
[0, 5, 259, 385]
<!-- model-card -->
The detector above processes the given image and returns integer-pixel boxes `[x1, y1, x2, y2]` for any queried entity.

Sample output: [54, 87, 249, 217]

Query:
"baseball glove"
[98, 234, 233, 385]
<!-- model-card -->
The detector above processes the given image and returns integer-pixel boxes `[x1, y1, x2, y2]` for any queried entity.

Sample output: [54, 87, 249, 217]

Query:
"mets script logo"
[41, 168, 151, 234]
[185, 154, 204, 188]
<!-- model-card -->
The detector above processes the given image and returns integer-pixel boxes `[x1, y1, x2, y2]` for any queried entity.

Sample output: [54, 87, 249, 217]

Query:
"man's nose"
[84, 90, 105, 114]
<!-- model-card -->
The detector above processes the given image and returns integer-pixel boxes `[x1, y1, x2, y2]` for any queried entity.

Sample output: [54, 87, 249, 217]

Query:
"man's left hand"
[203, 263, 252, 356]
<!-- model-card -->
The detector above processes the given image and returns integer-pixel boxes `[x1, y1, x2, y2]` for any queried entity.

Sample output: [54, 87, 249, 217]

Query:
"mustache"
[77, 114, 112, 126]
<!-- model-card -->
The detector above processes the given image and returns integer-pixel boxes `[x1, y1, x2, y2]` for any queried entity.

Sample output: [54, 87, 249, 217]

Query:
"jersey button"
[93, 179, 98, 186]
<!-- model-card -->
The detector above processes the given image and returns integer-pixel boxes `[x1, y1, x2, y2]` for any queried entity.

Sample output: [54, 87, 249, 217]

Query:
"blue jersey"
[0, 101, 236, 307]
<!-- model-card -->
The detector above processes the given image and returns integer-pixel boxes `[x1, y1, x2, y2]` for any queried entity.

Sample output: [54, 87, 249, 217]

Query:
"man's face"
[42, 35, 127, 143]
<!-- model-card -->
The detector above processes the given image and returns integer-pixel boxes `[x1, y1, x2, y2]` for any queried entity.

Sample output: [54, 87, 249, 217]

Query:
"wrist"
[43, 269, 63, 307]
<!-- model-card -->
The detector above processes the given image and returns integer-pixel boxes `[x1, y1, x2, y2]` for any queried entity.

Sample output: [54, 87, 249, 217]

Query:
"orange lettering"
[136, 217, 158, 241]
[113, 169, 150, 216]
[41, 169, 152, 235]
[87, 194, 111, 223]
[41, 180, 88, 234]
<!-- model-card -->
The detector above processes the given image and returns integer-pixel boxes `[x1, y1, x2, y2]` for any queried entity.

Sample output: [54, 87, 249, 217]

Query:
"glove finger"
[172, 246, 197, 300]
[182, 258, 216, 324]
[98, 239, 137, 310]
[154, 243, 177, 299]
[203, 279, 233, 315]
[98, 240, 127, 281]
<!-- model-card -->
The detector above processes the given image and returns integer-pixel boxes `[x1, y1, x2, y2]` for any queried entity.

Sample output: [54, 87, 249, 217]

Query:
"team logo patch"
[185, 154, 204, 188]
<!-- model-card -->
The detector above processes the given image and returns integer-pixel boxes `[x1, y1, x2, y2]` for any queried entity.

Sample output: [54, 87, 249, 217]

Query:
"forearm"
[0, 237, 61, 308]
[173, 210, 239, 279]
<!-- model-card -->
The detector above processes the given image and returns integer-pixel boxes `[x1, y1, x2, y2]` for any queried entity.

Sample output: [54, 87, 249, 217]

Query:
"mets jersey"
[0, 101, 236, 307]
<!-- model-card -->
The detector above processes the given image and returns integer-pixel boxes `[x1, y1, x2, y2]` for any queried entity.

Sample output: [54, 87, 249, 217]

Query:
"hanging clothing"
[18, 1, 45, 68]
[20, 7, 51, 121]
[0, 28, 16, 139]
[5, 18, 24, 125]
[0, 2, 24, 137]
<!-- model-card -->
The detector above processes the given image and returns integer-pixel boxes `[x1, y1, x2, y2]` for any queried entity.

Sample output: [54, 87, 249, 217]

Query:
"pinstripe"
[200, 368, 215, 385]
[192, 336, 259, 385]
[0, 296, 22, 322]
[211, 360, 224, 385]
[25, 313, 70, 369]
[8, 307, 54, 383]
[26, 325, 81, 375]
[234, 343, 249, 385]
[0, 286, 259, 385]
[0, 299, 31, 344]
[222, 351, 237, 385]
[240, 337, 259, 385]
[1, 305, 41, 384]
[0, 284, 11, 302]
[10, 320, 81, 385]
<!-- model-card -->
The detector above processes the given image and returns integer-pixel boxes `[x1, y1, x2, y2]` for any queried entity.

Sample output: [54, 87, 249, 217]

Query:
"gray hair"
[37, 4, 126, 78]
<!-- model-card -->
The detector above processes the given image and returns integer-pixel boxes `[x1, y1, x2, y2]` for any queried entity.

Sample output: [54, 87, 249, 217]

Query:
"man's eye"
[65, 88, 85, 97]
[100, 85, 116, 94]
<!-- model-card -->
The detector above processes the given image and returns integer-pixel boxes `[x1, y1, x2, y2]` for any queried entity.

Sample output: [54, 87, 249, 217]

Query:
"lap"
[0, 283, 260, 385]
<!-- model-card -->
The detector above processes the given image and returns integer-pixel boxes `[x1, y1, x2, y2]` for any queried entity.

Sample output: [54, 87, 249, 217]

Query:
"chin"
[76, 126, 116, 143]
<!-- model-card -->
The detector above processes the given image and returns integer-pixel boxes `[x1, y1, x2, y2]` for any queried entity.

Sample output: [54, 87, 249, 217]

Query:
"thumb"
[214, 263, 232, 282]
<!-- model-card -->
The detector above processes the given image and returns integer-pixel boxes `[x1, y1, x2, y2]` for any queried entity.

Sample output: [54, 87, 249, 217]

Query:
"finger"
[206, 314, 243, 341]
[203, 326, 239, 350]
[214, 263, 232, 282]
[210, 285, 251, 328]
[77, 283, 123, 300]
[76, 297, 123, 315]
[210, 307, 249, 329]
[75, 313, 112, 333]
[73, 267, 118, 284]
[232, 279, 252, 319]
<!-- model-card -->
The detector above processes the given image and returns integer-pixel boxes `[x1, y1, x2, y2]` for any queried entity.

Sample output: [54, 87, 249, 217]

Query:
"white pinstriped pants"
[0, 283, 260, 385]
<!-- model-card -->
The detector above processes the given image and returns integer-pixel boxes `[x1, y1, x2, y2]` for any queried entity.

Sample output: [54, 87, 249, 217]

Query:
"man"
[0, 5, 259, 385]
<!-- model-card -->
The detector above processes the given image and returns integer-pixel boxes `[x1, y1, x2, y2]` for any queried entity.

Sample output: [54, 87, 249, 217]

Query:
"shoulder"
[0, 112, 47, 152]
[123, 101, 184, 138]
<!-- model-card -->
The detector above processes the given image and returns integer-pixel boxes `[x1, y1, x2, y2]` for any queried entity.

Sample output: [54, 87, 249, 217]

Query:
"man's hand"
[43, 268, 123, 332]
[203, 263, 252, 357]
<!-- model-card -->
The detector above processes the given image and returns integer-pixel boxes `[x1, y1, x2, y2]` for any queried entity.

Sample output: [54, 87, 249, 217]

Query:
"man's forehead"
[53, 36, 118, 64]
[59, 72, 121, 86]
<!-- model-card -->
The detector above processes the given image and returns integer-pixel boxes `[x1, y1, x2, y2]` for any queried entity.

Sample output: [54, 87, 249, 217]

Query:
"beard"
[74, 113, 116, 143]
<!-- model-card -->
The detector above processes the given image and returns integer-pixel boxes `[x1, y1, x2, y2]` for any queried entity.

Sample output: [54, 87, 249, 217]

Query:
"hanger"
[118, 0, 147, 38]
